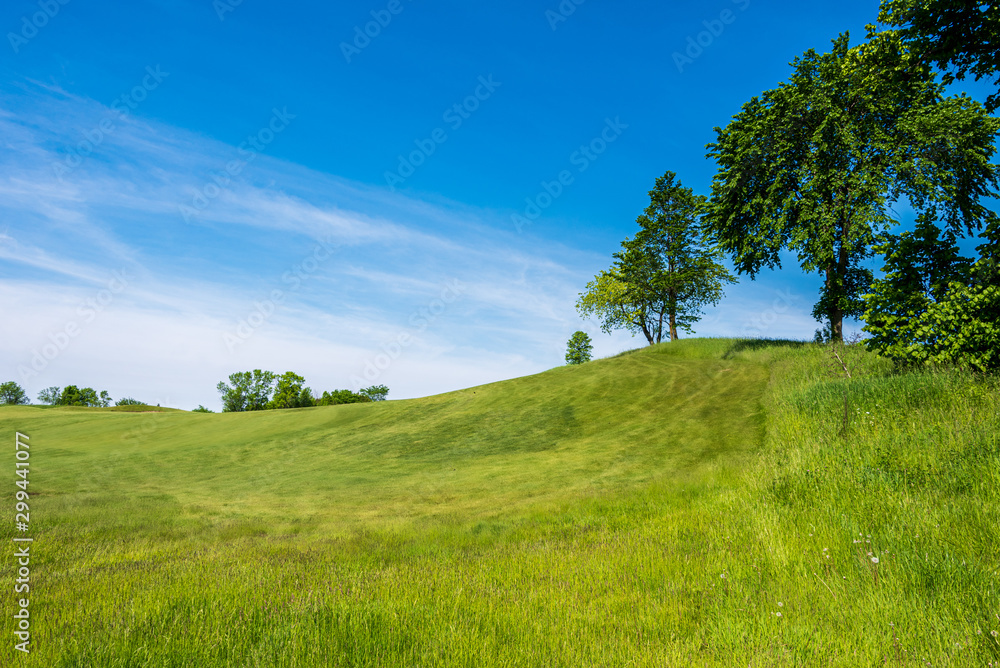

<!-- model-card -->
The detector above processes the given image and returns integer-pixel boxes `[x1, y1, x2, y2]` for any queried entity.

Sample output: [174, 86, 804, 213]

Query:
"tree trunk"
[668, 287, 678, 341]
[640, 322, 655, 345]
[825, 264, 845, 344]
[826, 209, 853, 344]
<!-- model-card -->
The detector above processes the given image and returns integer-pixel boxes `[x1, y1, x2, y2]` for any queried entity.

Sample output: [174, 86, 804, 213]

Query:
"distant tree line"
[0, 374, 389, 412]
[215, 370, 388, 412]
[0, 382, 150, 407]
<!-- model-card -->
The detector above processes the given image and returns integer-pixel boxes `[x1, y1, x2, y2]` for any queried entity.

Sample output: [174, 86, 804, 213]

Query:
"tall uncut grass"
[0, 339, 997, 666]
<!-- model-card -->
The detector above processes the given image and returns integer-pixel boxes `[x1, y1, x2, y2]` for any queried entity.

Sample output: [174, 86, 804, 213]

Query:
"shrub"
[317, 390, 370, 406]
[116, 397, 145, 406]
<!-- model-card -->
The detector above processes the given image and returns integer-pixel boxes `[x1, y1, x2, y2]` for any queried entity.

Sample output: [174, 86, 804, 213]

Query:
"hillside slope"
[1, 338, 997, 667]
[3, 339, 766, 537]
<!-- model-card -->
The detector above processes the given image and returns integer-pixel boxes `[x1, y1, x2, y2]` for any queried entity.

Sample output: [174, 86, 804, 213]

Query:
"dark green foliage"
[864, 217, 1000, 370]
[565, 331, 594, 365]
[975, 219, 1000, 286]
[879, 0, 1000, 111]
[192, 405, 214, 413]
[578, 171, 735, 344]
[360, 385, 390, 402]
[215, 371, 385, 410]
[706, 32, 1000, 341]
[268, 372, 315, 409]
[864, 220, 1000, 371]
[0, 381, 30, 405]
[37, 386, 60, 405]
[317, 389, 371, 406]
[216, 370, 277, 412]
[864, 217, 973, 329]
[57, 385, 110, 407]
[115, 398, 146, 406]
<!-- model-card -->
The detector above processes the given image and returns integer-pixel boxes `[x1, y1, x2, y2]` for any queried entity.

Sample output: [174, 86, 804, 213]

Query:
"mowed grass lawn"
[1, 339, 998, 666]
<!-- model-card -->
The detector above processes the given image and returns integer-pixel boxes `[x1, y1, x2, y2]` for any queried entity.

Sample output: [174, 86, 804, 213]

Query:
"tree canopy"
[864, 215, 1000, 370]
[56, 385, 111, 407]
[705, 31, 1000, 341]
[879, 0, 1000, 111]
[565, 331, 594, 365]
[216, 370, 388, 411]
[267, 372, 315, 410]
[317, 389, 371, 406]
[216, 370, 277, 412]
[37, 386, 60, 405]
[360, 385, 390, 402]
[578, 171, 734, 344]
[0, 381, 30, 405]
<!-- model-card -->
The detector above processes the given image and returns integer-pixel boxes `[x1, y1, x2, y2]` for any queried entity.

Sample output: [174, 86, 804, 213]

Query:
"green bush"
[116, 397, 145, 406]
[317, 389, 370, 406]
[864, 219, 1000, 371]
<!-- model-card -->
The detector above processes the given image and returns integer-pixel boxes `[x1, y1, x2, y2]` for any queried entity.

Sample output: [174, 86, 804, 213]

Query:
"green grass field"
[1, 339, 998, 666]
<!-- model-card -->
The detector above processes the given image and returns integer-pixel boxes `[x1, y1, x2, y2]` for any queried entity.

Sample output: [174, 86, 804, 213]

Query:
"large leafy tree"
[705, 32, 1000, 342]
[577, 171, 734, 344]
[217, 370, 276, 412]
[0, 381, 30, 405]
[879, 0, 1000, 111]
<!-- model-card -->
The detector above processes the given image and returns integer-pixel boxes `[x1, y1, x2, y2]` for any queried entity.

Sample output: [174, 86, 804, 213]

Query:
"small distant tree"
[565, 331, 593, 365]
[58, 386, 81, 406]
[268, 372, 315, 409]
[360, 385, 389, 402]
[578, 171, 734, 344]
[0, 382, 29, 405]
[216, 370, 276, 412]
[99, 391, 112, 408]
[192, 405, 214, 413]
[0, 382, 30, 405]
[37, 386, 60, 405]
[300, 388, 315, 406]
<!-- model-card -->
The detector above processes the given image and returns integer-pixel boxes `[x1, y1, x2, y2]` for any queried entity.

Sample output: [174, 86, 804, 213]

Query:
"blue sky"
[0, 0, 994, 410]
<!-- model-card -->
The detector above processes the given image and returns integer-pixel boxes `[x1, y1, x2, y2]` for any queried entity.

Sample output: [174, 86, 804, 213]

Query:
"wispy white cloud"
[0, 79, 826, 408]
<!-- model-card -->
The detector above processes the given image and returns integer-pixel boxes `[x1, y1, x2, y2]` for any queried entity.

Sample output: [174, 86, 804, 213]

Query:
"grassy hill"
[1, 339, 997, 666]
